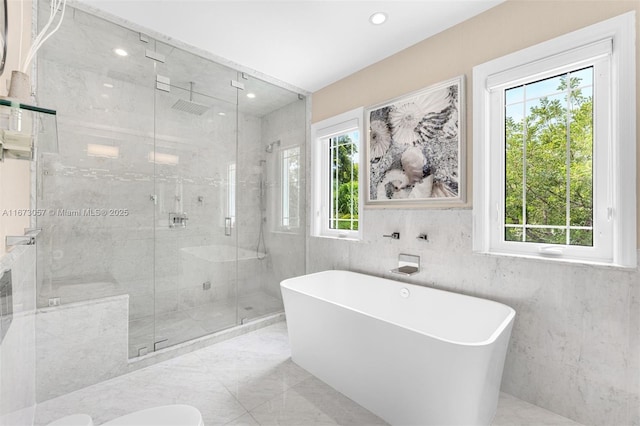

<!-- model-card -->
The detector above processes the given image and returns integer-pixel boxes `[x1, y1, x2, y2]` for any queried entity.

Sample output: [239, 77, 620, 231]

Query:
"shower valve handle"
[225, 217, 232, 236]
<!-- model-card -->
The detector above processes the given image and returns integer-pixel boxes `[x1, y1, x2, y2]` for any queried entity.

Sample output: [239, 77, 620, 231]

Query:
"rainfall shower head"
[265, 140, 281, 153]
[172, 99, 209, 115]
[172, 82, 209, 115]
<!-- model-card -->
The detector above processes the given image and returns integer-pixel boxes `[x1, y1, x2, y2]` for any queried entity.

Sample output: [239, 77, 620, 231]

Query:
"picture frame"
[365, 76, 465, 207]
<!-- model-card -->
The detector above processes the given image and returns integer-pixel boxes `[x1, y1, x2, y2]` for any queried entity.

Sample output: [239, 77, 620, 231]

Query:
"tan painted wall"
[312, 0, 640, 234]
[0, 0, 33, 254]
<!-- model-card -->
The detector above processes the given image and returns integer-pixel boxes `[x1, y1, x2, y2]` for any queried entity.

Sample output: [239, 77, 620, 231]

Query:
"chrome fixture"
[256, 159, 267, 260]
[391, 253, 420, 276]
[231, 80, 245, 90]
[225, 217, 232, 236]
[383, 232, 400, 240]
[145, 49, 165, 63]
[169, 212, 188, 228]
[171, 82, 209, 115]
[5, 227, 41, 247]
[417, 233, 429, 241]
[156, 74, 170, 92]
[153, 338, 168, 351]
[265, 140, 281, 153]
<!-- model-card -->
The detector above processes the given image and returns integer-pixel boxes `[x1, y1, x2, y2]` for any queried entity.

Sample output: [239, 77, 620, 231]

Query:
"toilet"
[47, 404, 204, 426]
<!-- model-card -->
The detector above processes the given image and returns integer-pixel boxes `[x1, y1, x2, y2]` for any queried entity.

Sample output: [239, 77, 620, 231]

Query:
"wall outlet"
[48, 297, 61, 307]
[202, 281, 211, 290]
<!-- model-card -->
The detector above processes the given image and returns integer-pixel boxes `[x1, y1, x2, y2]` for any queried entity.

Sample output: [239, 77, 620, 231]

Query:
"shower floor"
[128, 290, 283, 358]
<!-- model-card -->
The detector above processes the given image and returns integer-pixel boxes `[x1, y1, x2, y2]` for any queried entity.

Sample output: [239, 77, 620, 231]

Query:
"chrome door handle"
[225, 217, 232, 236]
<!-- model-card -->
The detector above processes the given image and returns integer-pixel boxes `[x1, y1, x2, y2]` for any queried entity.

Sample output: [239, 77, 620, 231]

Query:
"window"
[312, 107, 364, 239]
[504, 67, 596, 246]
[280, 145, 301, 230]
[473, 13, 636, 267]
[328, 132, 359, 231]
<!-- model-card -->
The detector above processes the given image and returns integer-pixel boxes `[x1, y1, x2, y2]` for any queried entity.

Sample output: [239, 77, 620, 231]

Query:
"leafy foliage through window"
[329, 132, 359, 231]
[504, 67, 593, 246]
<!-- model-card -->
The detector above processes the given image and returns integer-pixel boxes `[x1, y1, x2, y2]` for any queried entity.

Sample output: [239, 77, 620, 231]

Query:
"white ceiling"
[77, 0, 505, 93]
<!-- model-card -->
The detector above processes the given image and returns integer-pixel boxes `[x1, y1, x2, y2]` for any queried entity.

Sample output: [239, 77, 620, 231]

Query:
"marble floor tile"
[215, 359, 312, 411]
[36, 321, 585, 426]
[493, 392, 585, 426]
[224, 413, 261, 426]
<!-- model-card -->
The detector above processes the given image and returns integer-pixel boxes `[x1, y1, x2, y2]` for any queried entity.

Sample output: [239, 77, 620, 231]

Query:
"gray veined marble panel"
[306, 206, 640, 426]
[35, 295, 129, 402]
[0, 246, 37, 426]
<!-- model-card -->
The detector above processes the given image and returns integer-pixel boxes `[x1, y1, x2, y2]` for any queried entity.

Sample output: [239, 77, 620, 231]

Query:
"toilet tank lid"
[102, 404, 203, 426]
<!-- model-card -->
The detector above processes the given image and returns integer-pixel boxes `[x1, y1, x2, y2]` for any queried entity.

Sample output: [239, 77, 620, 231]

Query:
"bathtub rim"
[281, 269, 516, 347]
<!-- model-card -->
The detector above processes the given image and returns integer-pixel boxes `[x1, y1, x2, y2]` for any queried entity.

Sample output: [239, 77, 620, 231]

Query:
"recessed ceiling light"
[103, 83, 114, 88]
[218, 112, 226, 116]
[247, 93, 256, 99]
[113, 48, 128, 57]
[369, 12, 387, 25]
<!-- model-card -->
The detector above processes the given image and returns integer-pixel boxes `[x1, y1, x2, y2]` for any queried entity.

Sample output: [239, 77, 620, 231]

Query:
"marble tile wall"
[0, 246, 37, 426]
[35, 295, 129, 402]
[36, 56, 156, 311]
[258, 100, 307, 301]
[306, 208, 640, 426]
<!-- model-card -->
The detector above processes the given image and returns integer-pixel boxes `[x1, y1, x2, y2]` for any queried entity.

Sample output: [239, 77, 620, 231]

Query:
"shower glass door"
[148, 62, 240, 351]
[235, 75, 306, 323]
[35, 1, 307, 360]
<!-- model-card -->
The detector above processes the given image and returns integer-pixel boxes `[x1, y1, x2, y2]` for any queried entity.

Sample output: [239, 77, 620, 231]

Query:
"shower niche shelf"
[0, 98, 58, 161]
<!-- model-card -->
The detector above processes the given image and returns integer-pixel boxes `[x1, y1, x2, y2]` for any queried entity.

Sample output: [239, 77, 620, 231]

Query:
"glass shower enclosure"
[34, 3, 306, 357]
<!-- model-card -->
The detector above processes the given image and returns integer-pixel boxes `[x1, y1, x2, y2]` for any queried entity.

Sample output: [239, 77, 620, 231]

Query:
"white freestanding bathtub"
[281, 270, 516, 426]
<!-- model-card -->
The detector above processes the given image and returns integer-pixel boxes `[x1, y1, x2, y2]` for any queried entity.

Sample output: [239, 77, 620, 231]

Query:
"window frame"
[472, 12, 636, 267]
[311, 107, 364, 240]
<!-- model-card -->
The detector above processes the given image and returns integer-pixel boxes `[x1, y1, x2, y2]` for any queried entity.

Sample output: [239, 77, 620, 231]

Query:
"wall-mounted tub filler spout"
[391, 253, 420, 276]
[383, 232, 400, 240]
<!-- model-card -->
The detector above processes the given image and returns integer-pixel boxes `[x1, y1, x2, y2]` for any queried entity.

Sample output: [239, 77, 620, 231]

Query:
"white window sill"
[473, 250, 637, 270]
[311, 234, 361, 242]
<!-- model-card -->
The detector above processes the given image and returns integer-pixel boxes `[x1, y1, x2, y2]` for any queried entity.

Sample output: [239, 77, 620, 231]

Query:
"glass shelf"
[0, 98, 57, 115]
[0, 98, 58, 160]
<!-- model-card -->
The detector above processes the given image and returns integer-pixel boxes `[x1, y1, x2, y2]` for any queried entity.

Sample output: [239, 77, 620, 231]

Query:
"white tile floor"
[35, 322, 585, 426]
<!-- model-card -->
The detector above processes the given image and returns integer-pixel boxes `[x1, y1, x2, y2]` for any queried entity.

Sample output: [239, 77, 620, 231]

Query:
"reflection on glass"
[281, 146, 300, 230]
[87, 144, 119, 158]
